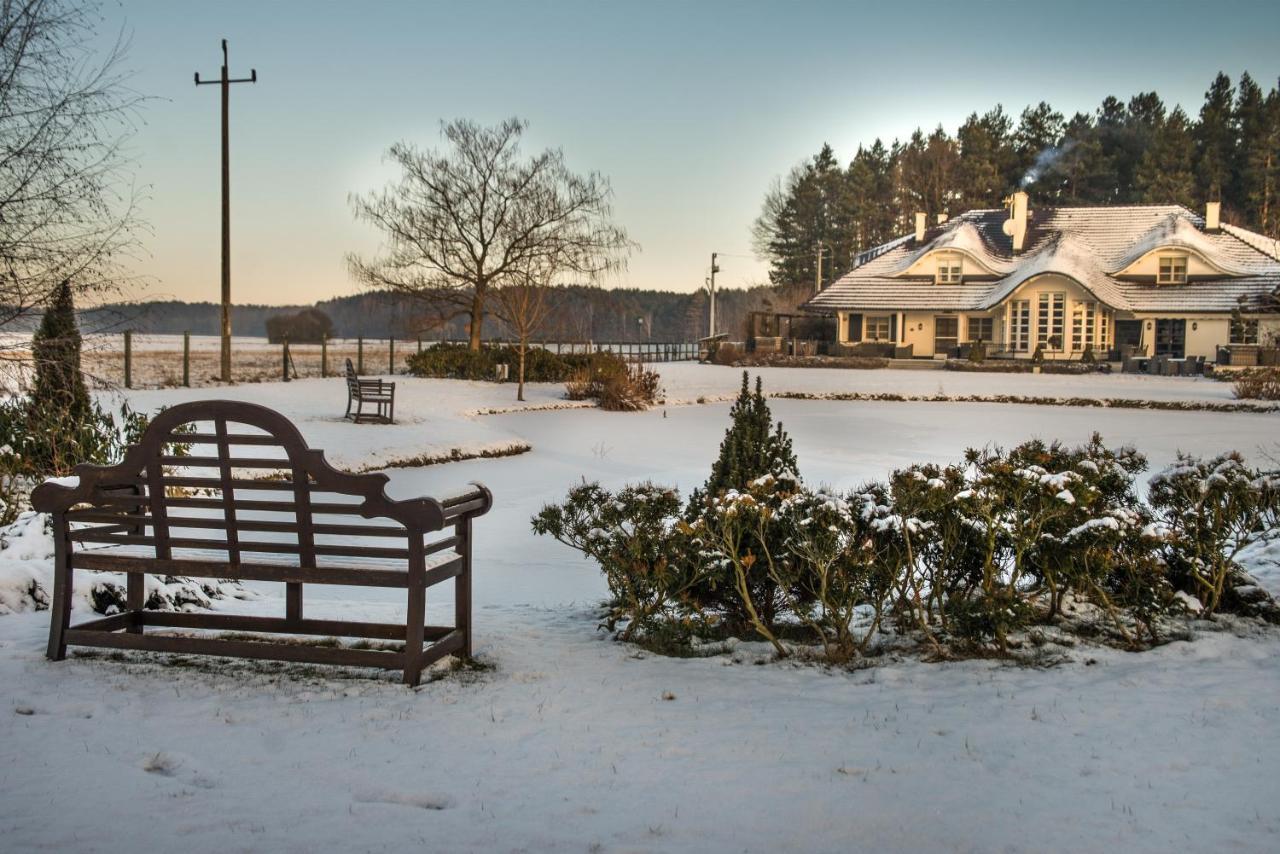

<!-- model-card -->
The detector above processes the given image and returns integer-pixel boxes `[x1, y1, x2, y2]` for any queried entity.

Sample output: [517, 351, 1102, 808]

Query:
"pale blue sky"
[108, 0, 1280, 305]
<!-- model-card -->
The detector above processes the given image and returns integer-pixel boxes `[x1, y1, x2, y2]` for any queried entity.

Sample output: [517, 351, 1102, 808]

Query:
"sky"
[104, 0, 1280, 306]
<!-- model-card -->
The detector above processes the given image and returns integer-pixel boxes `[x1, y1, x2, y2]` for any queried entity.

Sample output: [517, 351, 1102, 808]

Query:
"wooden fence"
[109, 333, 699, 389]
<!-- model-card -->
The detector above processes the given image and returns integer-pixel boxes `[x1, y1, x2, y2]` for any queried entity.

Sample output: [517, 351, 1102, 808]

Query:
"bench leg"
[46, 529, 72, 661]
[456, 517, 472, 659]
[403, 581, 425, 686]
[125, 570, 145, 635]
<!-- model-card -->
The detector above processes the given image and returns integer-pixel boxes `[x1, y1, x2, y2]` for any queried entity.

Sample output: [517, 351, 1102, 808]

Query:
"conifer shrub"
[0, 284, 185, 523]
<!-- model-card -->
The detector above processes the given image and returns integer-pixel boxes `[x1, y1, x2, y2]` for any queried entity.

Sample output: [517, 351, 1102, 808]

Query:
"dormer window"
[1157, 254, 1188, 284]
[935, 253, 963, 284]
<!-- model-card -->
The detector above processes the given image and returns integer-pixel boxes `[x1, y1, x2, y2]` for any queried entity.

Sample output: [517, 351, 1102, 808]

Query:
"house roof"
[805, 205, 1280, 315]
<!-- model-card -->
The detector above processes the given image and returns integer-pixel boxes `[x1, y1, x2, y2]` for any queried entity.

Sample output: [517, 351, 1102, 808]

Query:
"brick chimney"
[914, 212, 927, 242]
[936, 213, 948, 225]
[1205, 201, 1221, 232]
[1002, 191, 1029, 253]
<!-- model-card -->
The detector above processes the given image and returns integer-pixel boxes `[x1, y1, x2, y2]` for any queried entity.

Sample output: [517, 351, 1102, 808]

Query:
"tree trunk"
[468, 290, 485, 351]
[517, 339, 527, 402]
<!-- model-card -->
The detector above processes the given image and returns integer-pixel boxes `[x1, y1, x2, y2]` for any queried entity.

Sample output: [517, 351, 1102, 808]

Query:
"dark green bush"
[406, 343, 601, 382]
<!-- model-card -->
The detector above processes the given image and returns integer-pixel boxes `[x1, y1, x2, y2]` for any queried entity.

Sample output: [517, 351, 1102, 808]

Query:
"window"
[1009, 300, 1031, 352]
[936, 254, 963, 284]
[1037, 292, 1066, 349]
[1098, 309, 1111, 349]
[1230, 317, 1259, 345]
[967, 316, 993, 342]
[866, 316, 892, 341]
[1157, 255, 1188, 284]
[1071, 301, 1096, 352]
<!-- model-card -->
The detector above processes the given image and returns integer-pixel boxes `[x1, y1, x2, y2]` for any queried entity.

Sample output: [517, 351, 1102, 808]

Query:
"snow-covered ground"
[3, 364, 1279, 853]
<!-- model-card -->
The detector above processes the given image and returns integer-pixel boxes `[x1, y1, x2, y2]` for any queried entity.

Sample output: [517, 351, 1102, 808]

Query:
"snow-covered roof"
[806, 205, 1280, 315]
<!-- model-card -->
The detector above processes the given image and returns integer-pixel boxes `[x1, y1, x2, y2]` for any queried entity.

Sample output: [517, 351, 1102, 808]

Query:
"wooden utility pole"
[815, 242, 823, 295]
[196, 40, 257, 383]
[708, 252, 719, 338]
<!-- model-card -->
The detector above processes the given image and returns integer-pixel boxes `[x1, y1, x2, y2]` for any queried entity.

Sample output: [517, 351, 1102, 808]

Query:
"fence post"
[416, 335, 422, 354]
[321, 334, 328, 378]
[389, 336, 395, 375]
[182, 331, 191, 386]
[282, 336, 290, 382]
[357, 336, 364, 374]
[123, 330, 132, 389]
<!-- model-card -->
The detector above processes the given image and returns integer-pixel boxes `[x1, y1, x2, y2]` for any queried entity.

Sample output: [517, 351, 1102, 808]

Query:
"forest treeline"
[65, 283, 807, 343]
[754, 72, 1280, 290]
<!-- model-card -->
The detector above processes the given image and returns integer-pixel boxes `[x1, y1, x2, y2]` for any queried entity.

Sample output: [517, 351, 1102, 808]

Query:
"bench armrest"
[434, 483, 493, 525]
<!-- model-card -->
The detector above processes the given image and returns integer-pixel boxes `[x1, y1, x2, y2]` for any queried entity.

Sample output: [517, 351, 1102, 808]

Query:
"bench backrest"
[31, 400, 476, 570]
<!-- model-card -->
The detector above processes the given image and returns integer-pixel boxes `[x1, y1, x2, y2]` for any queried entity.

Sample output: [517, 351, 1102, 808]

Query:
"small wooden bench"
[31, 399, 491, 686]
[345, 358, 395, 423]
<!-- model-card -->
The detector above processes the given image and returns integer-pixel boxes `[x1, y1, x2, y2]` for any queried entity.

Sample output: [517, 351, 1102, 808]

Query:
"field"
[2, 364, 1278, 853]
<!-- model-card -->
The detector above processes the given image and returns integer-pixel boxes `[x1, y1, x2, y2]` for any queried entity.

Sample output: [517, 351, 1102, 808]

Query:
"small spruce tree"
[30, 280, 90, 424]
[690, 372, 797, 511]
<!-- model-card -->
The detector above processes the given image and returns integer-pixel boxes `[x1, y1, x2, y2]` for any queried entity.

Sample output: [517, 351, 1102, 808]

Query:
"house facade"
[804, 194, 1280, 361]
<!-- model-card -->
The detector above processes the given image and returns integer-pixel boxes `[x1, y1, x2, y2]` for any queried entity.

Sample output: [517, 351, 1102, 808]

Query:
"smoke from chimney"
[1021, 140, 1077, 187]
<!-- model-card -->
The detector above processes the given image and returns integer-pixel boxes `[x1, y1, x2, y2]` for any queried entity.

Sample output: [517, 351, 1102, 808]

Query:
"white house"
[805, 194, 1280, 361]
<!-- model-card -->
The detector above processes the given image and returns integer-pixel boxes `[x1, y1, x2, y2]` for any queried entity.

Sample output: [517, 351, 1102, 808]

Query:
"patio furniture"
[345, 358, 395, 423]
[31, 399, 492, 686]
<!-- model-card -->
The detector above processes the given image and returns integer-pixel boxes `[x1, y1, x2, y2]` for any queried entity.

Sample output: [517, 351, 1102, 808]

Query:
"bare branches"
[0, 0, 146, 336]
[349, 117, 633, 350]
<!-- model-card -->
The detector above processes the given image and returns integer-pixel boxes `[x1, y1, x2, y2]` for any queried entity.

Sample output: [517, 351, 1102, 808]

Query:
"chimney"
[1002, 191, 1029, 253]
[936, 213, 948, 225]
[1205, 201, 1221, 232]
[914, 212, 927, 242]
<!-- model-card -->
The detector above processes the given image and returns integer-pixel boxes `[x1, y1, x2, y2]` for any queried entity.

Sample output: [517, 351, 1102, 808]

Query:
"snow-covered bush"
[1149, 452, 1280, 616]
[531, 482, 704, 639]
[534, 383, 1274, 661]
[0, 511, 250, 616]
[564, 358, 660, 411]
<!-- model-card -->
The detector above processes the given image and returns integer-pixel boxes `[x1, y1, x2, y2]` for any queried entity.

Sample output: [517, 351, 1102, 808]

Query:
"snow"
[2, 365, 1280, 852]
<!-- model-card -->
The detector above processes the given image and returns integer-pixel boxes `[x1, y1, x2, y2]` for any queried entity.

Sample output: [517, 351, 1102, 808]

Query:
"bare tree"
[348, 118, 632, 351]
[491, 273, 556, 401]
[0, 0, 145, 362]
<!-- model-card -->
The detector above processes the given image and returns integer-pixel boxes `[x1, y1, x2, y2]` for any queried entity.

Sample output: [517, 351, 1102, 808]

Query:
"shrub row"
[533, 373, 1280, 662]
[406, 343, 601, 382]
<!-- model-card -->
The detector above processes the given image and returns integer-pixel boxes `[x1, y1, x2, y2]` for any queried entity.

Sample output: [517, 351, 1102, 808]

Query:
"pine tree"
[1136, 107, 1197, 207]
[30, 280, 90, 425]
[690, 372, 798, 511]
[1194, 72, 1237, 203]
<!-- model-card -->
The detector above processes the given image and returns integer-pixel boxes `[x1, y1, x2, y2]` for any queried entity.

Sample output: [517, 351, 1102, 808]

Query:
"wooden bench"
[345, 358, 395, 423]
[30, 399, 492, 686]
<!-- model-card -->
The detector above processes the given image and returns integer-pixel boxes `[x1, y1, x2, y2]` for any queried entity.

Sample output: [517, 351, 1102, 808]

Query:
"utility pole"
[196, 40, 257, 383]
[815, 241, 823, 295]
[708, 252, 720, 338]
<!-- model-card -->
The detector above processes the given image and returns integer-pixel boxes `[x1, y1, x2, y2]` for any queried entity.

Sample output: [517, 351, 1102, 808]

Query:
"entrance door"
[1115, 319, 1142, 354]
[934, 316, 958, 356]
[1154, 319, 1185, 358]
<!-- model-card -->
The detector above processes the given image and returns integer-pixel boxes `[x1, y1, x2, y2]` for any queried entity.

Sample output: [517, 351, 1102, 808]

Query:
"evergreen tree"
[1136, 107, 1197, 207]
[956, 108, 1014, 210]
[689, 372, 797, 512]
[30, 280, 90, 425]
[1194, 72, 1237, 203]
[1014, 101, 1066, 187]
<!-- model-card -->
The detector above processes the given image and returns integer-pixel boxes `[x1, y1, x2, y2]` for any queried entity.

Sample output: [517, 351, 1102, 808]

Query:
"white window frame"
[1037, 292, 1066, 350]
[1009, 300, 1031, 353]
[1230, 317, 1259, 345]
[935, 253, 963, 284]
[967, 316, 993, 343]
[1071, 301, 1096, 352]
[1157, 254, 1188, 284]
[866, 316, 892, 342]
